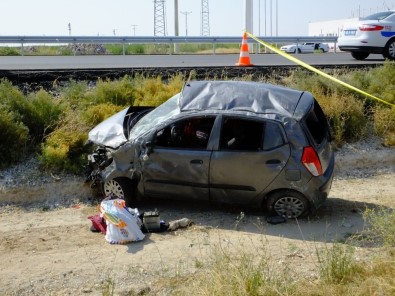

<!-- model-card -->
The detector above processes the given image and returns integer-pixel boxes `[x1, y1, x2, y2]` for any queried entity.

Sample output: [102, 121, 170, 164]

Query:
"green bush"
[85, 76, 137, 106]
[373, 106, 395, 146]
[22, 90, 65, 142]
[0, 47, 20, 56]
[0, 109, 28, 168]
[40, 126, 88, 173]
[57, 80, 89, 110]
[82, 103, 125, 126]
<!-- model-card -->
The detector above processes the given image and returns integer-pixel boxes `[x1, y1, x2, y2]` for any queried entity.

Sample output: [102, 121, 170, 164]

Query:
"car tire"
[297, 48, 301, 54]
[103, 177, 136, 207]
[351, 52, 370, 60]
[383, 38, 395, 60]
[266, 190, 309, 219]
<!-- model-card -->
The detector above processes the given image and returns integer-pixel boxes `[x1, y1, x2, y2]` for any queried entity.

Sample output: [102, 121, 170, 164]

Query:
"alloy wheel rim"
[389, 42, 395, 58]
[103, 179, 124, 198]
[274, 196, 305, 218]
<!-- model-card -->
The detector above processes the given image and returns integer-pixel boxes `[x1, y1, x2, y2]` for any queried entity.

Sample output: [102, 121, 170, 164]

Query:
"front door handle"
[190, 159, 203, 164]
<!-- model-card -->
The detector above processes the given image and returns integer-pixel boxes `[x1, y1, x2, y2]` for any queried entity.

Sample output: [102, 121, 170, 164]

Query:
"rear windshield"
[361, 11, 395, 21]
[304, 100, 330, 145]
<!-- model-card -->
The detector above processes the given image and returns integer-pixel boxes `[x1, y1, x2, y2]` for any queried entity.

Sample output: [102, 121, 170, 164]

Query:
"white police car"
[338, 10, 395, 60]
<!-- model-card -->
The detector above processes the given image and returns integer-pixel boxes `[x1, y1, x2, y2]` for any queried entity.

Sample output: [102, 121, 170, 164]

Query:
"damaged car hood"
[88, 107, 129, 148]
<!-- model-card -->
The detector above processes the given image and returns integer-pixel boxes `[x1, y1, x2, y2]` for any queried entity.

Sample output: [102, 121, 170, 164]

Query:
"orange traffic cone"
[236, 32, 253, 66]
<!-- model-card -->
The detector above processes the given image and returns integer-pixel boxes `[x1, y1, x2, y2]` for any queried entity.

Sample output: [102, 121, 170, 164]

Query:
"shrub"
[362, 207, 395, 247]
[373, 106, 395, 146]
[0, 47, 20, 56]
[0, 109, 28, 168]
[58, 80, 89, 109]
[40, 128, 88, 173]
[85, 76, 137, 106]
[316, 243, 361, 284]
[82, 103, 125, 126]
[22, 90, 65, 142]
[40, 111, 89, 173]
[308, 88, 367, 146]
[133, 75, 184, 106]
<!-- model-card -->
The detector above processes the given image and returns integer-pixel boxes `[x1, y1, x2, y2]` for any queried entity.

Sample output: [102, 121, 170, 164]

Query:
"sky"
[1, 0, 395, 37]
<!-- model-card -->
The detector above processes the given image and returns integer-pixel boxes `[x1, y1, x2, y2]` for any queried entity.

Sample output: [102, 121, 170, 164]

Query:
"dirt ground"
[1, 143, 394, 296]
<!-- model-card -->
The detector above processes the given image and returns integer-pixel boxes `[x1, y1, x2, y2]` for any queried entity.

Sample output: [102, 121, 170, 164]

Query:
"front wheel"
[103, 177, 136, 206]
[351, 52, 369, 60]
[266, 191, 309, 219]
[383, 38, 395, 60]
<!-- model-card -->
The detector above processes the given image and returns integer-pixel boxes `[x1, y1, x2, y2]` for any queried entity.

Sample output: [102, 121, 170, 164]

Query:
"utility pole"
[180, 11, 192, 36]
[131, 24, 138, 36]
[201, 0, 210, 36]
[68, 23, 71, 36]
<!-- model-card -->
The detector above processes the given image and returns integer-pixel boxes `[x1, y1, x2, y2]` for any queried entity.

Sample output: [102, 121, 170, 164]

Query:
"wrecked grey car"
[86, 80, 334, 218]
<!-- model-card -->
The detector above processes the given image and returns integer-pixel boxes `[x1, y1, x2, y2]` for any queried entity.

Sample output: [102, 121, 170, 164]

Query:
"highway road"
[0, 53, 386, 70]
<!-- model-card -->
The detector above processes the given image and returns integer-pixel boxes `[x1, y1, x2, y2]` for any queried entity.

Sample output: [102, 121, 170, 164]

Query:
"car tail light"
[301, 146, 323, 177]
[359, 24, 384, 31]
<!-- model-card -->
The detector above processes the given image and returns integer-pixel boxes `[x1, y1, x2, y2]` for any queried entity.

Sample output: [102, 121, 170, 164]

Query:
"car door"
[142, 116, 216, 200]
[301, 43, 315, 53]
[209, 116, 290, 205]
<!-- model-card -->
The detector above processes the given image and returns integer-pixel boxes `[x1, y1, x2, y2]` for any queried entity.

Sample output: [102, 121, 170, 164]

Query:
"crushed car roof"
[179, 80, 307, 117]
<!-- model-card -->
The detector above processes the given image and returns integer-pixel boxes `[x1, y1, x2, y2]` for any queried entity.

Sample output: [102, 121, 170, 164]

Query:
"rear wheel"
[383, 38, 395, 60]
[266, 190, 309, 219]
[351, 52, 369, 60]
[103, 177, 136, 207]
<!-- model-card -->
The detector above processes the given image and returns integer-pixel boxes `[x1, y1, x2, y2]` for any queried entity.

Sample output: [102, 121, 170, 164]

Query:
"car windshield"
[129, 93, 180, 139]
[361, 11, 395, 21]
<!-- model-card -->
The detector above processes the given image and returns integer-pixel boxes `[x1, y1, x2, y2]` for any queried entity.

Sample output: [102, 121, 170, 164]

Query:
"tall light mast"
[244, 0, 253, 33]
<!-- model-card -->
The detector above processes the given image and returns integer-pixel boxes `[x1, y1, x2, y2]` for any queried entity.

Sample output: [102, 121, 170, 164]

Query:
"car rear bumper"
[339, 45, 383, 54]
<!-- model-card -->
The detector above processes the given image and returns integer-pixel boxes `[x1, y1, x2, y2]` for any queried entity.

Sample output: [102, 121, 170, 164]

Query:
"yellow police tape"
[245, 31, 395, 108]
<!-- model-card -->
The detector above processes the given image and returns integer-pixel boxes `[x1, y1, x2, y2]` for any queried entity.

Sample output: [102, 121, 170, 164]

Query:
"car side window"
[220, 118, 263, 151]
[220, 118, 285, 151]
[154, 116, 215, 149]
[262, 121, 286, 150]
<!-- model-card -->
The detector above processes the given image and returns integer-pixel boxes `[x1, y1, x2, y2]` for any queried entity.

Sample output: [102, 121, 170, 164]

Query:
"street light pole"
[180, 11, 192, 36]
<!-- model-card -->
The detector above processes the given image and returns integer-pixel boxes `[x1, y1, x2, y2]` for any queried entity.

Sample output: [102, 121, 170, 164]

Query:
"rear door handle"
[190, 159, 203, 164]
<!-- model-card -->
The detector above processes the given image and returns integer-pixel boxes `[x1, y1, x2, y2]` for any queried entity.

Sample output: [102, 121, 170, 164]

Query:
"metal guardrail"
[0, 35, 338, 55]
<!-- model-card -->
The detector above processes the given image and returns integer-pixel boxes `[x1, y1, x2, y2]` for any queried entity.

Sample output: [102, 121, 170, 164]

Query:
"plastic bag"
[100, 198, 145, 244]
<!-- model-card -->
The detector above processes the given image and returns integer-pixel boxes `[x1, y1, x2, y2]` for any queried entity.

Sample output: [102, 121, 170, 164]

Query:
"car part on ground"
[338, 10, 395, 60]
[86, 80, 334, 219]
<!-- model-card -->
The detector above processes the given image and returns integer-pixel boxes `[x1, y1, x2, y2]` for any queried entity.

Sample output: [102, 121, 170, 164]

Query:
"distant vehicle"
[280, 42, 329, 53]
[338, 10, 395, 60]
[86, 80, 335, 219]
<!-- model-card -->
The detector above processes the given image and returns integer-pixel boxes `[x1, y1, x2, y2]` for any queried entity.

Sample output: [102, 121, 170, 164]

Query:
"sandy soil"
[0, 144, 394, 296]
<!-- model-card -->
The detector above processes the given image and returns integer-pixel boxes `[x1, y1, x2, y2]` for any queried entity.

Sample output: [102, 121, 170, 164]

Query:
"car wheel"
[351, 52, 369, 60]
[297, 48, 301, 54]
[383, 38, 395, 60]
[103, 177, 136, 206]
[266, 191, 309, 219]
